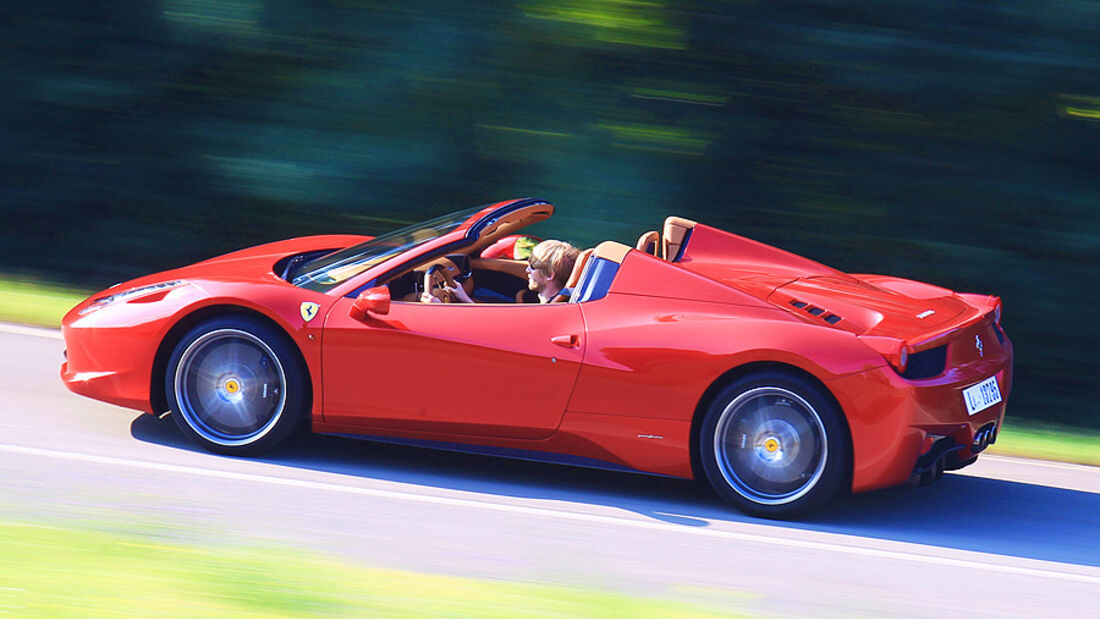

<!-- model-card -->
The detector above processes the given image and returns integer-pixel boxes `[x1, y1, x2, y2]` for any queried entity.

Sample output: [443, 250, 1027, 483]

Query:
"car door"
[321, 296, 586, 440]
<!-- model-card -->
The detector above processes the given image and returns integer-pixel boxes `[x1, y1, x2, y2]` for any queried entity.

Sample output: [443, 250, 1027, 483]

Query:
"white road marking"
[982, 454, 1097, 472]
[0, 323, 63, 340]
[1, 442, 1097, 586]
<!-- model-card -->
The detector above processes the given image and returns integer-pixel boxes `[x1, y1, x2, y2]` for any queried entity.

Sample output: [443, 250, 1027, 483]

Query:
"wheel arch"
[149, 304, 312, 416]
[688, 361, 853, 486]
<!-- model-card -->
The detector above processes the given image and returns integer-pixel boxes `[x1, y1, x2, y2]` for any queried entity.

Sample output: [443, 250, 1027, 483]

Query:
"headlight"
[79, 280, 185, 315]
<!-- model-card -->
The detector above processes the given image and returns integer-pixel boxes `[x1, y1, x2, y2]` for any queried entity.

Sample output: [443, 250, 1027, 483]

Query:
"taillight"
[858, 336, 911, 374]
[990, 297, 1006, 345]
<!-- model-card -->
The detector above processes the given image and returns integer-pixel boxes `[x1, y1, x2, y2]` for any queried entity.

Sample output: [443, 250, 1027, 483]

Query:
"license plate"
[963, 376, 1002, 415]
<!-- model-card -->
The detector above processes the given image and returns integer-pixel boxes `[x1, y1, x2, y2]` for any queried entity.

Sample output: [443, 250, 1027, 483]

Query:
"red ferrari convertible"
[61, 198, 1012, 517]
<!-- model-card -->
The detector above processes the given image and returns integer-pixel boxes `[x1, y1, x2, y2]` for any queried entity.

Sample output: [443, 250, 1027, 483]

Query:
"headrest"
[662, 216, 696, 261]
[591, 241, 632, 263]
[636, 230, 660, 255]
[565, 248, 594, 289]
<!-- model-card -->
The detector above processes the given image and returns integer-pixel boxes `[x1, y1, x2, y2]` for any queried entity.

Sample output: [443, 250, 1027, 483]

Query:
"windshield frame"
[290, 198, 548, 295]
[290, 205, 486, 292]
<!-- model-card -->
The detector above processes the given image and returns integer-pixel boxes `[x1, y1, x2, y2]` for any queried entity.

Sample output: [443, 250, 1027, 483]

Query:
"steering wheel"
[424, 263, 459, 303]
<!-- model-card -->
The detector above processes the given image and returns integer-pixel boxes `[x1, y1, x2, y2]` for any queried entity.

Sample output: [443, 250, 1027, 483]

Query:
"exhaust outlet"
[971, 423, 997, 453]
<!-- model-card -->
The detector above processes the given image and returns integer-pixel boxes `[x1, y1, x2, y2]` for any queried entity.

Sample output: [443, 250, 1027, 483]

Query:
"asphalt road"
[2, 324, 1098, 617]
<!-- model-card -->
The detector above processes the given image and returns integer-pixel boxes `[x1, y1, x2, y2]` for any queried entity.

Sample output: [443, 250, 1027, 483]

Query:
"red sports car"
[61, 198, 1012, 517]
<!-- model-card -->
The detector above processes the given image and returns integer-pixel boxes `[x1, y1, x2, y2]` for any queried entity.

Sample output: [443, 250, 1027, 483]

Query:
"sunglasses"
[527, 256, 549, 272]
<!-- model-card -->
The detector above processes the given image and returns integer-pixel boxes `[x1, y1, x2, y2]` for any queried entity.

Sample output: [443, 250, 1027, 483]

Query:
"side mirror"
[350, 286, 390, 320]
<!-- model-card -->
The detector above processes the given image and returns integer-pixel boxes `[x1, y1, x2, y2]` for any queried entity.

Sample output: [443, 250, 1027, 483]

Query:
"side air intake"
[789, 299, 842, 325]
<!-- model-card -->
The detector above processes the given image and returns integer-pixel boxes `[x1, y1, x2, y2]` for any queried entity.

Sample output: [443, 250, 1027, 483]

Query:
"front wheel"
[165, 316, 308, 455]
[700, 372, 849, 518]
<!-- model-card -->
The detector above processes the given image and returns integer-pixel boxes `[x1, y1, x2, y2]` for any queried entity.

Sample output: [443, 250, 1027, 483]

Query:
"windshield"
[291, 205, 484, 292]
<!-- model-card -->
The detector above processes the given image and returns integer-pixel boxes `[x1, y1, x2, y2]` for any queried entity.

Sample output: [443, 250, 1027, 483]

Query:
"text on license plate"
[963, 376, 1002, 416]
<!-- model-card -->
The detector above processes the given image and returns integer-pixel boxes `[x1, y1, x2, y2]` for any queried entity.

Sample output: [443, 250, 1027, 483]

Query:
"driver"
[421, 240, 579, 304]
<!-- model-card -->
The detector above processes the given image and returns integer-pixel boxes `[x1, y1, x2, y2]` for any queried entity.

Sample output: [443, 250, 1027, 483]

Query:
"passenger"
[422, 239, 579, 304]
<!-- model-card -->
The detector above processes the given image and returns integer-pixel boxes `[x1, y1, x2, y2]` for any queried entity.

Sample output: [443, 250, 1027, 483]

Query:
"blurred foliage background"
[1, 1, 1097, 427]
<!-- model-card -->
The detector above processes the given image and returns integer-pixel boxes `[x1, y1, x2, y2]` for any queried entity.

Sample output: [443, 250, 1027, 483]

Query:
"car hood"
[106, 234, 369, 293]
[182, 234, 369, 281]
[187, 235, 369, 272]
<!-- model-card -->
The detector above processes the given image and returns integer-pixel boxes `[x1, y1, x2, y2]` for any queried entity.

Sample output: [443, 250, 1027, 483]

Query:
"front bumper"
[59, 296, 177, 414]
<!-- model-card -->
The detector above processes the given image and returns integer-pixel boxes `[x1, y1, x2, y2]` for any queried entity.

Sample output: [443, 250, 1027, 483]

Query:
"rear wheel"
[165, 316, 308, 455]
[700, 371, 849, 518]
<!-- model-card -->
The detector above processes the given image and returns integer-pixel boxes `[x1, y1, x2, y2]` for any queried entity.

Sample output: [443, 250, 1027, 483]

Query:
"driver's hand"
[445, 282, 473, 303]
[419, 284, 471, 303]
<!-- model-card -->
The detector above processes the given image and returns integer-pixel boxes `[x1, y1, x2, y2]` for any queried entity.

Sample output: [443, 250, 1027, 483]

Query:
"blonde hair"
[531, 240, 579, 288]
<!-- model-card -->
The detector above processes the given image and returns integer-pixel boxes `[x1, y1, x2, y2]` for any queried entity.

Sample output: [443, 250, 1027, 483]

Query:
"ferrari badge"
[300, 302, 320, 323]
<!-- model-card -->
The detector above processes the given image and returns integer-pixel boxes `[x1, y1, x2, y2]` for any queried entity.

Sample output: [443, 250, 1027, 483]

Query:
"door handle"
[551, 334, 579, 348]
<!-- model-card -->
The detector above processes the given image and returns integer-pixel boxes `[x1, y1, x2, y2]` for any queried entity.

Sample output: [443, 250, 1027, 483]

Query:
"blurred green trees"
[2, 1, 1097, 426]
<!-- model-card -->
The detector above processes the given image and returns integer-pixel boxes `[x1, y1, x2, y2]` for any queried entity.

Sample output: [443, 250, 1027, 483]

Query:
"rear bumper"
[907, 420, 997, 485]
[831, 331, 1013, 494]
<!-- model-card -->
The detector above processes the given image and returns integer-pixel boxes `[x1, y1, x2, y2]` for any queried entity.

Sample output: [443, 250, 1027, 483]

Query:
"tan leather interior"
[418, 256, 462, 273]
[560, 242, 632, 302]
[465, 203, 554, 255]
[662, 216, 696, 261]
[591, 241, 632, 264]
[636, 230, 660, 256]
[470, 257, 527, 280]
[565, 248, 594, 289]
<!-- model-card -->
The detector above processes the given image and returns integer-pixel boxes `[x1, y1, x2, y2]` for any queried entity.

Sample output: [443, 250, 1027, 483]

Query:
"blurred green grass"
[0, 522, 745, 618]
[0, 275, 90, 328]
[990, 421, 1100, 466]
[2, 277, 1094, 467]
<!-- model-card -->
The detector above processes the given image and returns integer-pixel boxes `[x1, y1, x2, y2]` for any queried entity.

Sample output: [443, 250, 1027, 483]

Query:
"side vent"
[788, 298, 843, 325]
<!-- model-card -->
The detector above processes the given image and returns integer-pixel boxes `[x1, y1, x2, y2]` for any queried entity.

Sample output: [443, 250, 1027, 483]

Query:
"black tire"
[699, 371, 849, 518]
[165, 315, 308, 455]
